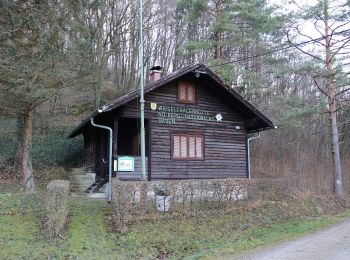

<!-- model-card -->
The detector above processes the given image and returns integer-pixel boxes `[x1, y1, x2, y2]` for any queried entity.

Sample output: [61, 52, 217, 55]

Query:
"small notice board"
[117, 157, 135, 172]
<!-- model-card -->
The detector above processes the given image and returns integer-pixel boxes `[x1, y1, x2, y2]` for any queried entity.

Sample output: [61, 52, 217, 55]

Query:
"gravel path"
[235, 220, 350, 260]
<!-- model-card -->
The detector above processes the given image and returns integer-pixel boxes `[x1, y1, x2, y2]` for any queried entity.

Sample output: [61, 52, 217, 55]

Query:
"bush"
[45, 180, 70, 238]
[111, 178, 249, 231]
[32, 128, 83, 168]
[112, 180, 149, 232]
[0, 133, 16, 162]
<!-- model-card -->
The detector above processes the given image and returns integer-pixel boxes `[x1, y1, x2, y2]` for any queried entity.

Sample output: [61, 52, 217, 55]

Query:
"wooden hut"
[68, 63, 273, 192]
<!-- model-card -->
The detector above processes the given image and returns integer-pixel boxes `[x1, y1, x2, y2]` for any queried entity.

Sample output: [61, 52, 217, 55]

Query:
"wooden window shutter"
[180, 136, 187, 157]
[178, 81, 195, 103]
[195, 136, 202, 158]
[187, 83, 195, 102]
[172, 133, 203, 160]
[189, 136, 196, 158]
[178, 82, 187, 101]
[173, 135, 180, 158]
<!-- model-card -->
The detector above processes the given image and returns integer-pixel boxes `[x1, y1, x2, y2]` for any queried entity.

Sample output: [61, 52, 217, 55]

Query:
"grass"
[200, 215, 344, 259]
[115, 208, 349, 259]
[0, 187, 349, 259]
[0, 191, 121, 259]
[0, 192, 53, 259]
[61, 198, 120, 259]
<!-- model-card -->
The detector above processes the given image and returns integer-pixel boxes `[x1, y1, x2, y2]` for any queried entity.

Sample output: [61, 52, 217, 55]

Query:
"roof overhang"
[68, 63, 274, 138]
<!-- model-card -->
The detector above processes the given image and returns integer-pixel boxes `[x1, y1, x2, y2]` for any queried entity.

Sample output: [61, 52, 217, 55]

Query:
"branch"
[335, 88, 350, 97]
[313, 77, 330, 97]
[296, 24, 326, 48]
[331, 21, 350, 34]
[330, 36, 350, 47]
[338, 119, 350, 126]
[335, 107, 343, 113]
[313, 20, 325, 37]
[333, 61, 350, 70]
[286, 30, 324, 62]
[330, 37, 350, 59]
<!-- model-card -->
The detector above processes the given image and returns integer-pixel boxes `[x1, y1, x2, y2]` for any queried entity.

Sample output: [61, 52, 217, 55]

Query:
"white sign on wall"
[117, 157, 135, 172]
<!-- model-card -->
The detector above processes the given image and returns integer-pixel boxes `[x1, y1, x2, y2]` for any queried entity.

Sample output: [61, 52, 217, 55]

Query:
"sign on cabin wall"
[117, 157, 135, 172]
[150, 102, 223, 125]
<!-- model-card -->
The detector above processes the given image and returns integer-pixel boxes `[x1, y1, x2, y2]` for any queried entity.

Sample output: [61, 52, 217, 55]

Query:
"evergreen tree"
[286, 0, 350, 195]
[175, 0, 284, 89]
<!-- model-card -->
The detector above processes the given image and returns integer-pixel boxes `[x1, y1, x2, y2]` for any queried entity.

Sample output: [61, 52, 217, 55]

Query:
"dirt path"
[235, 220, 350, 260]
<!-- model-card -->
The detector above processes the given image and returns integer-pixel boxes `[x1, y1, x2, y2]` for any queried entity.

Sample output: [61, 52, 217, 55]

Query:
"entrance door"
[117, 117, 148, 156]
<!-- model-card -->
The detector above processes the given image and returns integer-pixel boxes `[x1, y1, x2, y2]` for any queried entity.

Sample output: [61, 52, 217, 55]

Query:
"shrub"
[111, 178, 249, 231]
[112, 180, 149, 232]
[32, 128, 83, 168]
[45, 180, 70, 238]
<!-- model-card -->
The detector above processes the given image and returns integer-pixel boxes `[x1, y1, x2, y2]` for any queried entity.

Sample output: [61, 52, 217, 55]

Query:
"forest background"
[0, 0, 349, 194]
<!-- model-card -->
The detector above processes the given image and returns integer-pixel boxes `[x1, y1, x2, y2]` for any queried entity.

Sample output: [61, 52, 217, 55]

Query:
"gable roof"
[68, 63, 274, 138]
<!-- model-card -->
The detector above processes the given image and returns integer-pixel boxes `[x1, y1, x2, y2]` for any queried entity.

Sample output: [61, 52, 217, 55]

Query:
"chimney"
[150, 64, 162, 82]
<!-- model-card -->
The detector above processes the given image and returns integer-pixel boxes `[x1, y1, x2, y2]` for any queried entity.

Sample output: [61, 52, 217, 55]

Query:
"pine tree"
[175, 0, 284, 89]
[286, 0, 350, 195]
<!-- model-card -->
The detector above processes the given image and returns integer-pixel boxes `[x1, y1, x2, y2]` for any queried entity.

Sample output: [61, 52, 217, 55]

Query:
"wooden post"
[113, 117, 119, 177]
[113, 117, 119, 157]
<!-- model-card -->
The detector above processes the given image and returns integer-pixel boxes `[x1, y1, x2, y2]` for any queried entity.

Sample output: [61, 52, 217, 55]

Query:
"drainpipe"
[90, 117, 113, 202]
[247, 132, 261, 179]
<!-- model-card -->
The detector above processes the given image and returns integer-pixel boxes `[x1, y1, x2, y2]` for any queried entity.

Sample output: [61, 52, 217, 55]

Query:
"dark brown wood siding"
[116, 78, 248, 180]
[83, 130, 96, 174]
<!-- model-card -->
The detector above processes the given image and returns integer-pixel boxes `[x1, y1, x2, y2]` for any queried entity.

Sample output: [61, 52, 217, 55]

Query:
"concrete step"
[70, 192, 108, 200]
[70, 176, 94, 181]
[70, 179, 93, 183]
[66, 168, 86, 176]
[87, 192, 108, 199]
[70, 185, 91, 190]
[68, 171, 107, 200]
[69, 173, 95, 193]
[70, 192, 87, 196]
[70, 183, 93, 188]
[70, 184, 92, 188]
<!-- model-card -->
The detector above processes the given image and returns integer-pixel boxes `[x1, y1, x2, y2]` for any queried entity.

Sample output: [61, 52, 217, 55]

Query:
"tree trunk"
[329, 92, 342, 195]
[214, 0, 222, 59]
[14, 117, 23, 167]
[21, 108, 35, 193]
[324, 1, 342, 195]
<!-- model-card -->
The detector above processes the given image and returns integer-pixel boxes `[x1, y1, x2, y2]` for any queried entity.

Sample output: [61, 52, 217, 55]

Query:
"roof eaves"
[67, 111, 99, 138]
